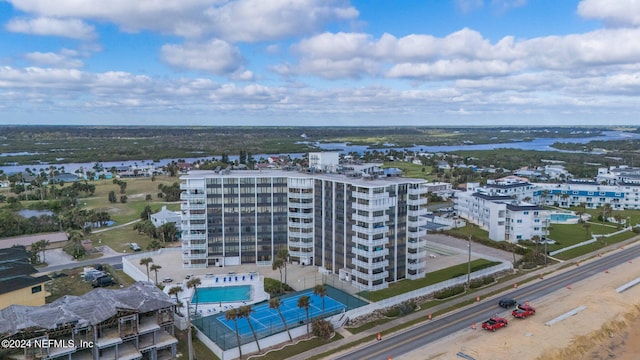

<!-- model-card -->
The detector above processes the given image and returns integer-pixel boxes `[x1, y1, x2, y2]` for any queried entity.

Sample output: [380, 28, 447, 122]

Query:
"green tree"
[150, 264, 162, 285]
[34, 239, 49, 264]
[276, 248, 289, 284]
[225, 308, 243, 360]
[269, 297, 292, 342]
[168, 285, 183, 314]
[140, 205, 153, 220]
[139, 257, 153, 282]
[583, 222, 591, 240]
[313, 284, 327, 317]
[272, 258, 284, 294]
[187, 277, 202, 314]
[297, 295, 311, 336]
[108, 190, 117, 203]
[238, 305, 261, 353]
[312, 319, 334, 340]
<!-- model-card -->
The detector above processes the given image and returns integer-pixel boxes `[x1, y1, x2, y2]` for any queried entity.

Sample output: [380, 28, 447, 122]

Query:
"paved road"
[335, 245, 640, 360]
[38, 254, 124, 273]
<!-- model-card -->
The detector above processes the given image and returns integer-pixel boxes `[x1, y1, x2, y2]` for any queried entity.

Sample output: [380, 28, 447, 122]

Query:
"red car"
[482, 317, 508, 331]
[512, 304, 536, 318]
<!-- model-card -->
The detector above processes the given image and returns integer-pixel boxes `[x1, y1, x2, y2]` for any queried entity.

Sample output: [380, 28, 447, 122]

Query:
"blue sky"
[1, 0, 639, 127]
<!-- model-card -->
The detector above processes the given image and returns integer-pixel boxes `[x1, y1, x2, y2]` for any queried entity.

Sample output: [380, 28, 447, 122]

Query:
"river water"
[1, 130, 639, 175]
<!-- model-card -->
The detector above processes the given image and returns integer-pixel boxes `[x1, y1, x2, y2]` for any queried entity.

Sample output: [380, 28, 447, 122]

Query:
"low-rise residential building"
[0, 282, 177, 360]
[534, 181, 640, 210]
[455, 184, 549, 242]
[0, 247, 50, 310]
[150, 206, 181, 229]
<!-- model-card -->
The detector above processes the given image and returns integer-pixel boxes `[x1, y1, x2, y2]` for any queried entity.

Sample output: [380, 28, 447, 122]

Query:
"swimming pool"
[550, 212, 580, 224]
[192, 285, 251, 304]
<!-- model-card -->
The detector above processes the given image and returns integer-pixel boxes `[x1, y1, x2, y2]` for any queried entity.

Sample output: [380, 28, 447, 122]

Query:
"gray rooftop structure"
[0, 281, 175, 337]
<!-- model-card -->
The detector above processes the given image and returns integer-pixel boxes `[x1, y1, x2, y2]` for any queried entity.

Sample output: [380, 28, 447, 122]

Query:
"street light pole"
[467, 235, 471, 289]
[186, 300, 193, 360]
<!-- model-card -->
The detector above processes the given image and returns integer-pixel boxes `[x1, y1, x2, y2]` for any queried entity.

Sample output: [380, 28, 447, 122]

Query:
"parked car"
[92, 276, 116, 288]
[482, 317, 509, 331]
[130, 243, 141, 251]
[162, 277, 173, 283]
[185, 274, 194, 280]
[498, 298, 517, 308]
[512, 304, 536, 318]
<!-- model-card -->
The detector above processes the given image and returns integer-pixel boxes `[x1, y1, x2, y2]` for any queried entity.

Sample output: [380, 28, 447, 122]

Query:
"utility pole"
[467, 235, 472, 289]
[186, 300, 193, 360]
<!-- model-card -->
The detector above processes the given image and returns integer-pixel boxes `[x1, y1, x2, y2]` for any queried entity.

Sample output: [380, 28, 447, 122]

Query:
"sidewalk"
[286, 236, 640, 360]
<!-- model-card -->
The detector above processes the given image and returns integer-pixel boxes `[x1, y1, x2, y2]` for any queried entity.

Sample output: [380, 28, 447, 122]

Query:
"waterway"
[1, 130, 638, 175]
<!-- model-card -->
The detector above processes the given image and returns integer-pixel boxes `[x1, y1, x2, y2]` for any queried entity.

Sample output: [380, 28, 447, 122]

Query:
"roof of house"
[0, 248, 50, 296]
[150, 206, 180, 223]
[0, 282, 175, 336]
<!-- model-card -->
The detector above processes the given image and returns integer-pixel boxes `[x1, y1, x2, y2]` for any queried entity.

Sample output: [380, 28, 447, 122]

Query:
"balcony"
[352, 224, 388, 236]
[289, 250, 313, 258]
[407, 198, 426, 206]
[183, 252, 207, 260]
[351, 269, 387, 281]
[351, 246, 389, 258]
[352, 258, 389, 270]
[352, 201, 393, 212]
[408, 187, 428, 195]
[187, 213, 206, 221]
[352, 191, 389, 201]
[182, 242, 207, 250]
[288, 192, 314, 200]
[288, 211, 314, 219]
[352, 213, 388, 223]
[288, 221, 314, 229]
[352, 236, 388, 248]
[182, 202, 206, 211]
[407, 251, 425, 261]
[180, 192, 205, 201]
[183, 232, 206, 241]
[181, 222, 206, 231]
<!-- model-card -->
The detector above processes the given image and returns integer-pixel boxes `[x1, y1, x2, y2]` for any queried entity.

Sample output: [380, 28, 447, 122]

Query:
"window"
[31, 285, 42, 293]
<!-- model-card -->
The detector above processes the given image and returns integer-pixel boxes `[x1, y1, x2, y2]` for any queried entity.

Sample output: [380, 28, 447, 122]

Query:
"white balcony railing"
[351, 246, 389, 258]
[352, 258, 389, 270]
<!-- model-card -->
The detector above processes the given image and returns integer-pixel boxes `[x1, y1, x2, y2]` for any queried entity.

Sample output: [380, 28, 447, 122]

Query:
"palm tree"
[297, 295, 311, 336]
[238, 305, 261, 353]
[139, 257, 153, 281]
[168, 286, 182, 314]
[583, 222, 591, 240]
[150, 264, 162, 285]
[186, 277, 202, 314]
[277, 249, 289, 284]
[272, 257, 284, 294]
[313, 284, 327, 317]
[269, 297, 292, 341]
[35, 239, 49, 263]
[225, 308, 243, 360]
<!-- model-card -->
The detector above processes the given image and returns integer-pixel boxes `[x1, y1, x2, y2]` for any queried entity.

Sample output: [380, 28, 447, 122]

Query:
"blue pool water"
[192, 286, 251, 304]
[550, 213, 579, 222]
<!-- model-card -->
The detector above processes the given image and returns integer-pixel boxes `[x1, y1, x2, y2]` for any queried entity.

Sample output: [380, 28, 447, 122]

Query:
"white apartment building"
[596, 166, 640, 185]
[180, 162, 429, 291]
[455, 186, 550, 242]
[534, 181, 640, 210]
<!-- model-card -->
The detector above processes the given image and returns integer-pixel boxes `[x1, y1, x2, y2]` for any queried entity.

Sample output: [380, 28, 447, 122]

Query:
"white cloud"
[23, 49, 84, 68]
[6, 0, 358, 41]
[5, 16, 96, 39]
[578, 0, 640, 27]
[161, 39, 249, 77]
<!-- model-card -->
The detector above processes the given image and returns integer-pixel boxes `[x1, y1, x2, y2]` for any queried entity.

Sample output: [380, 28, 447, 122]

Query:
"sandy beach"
[394, 247, 640, 360]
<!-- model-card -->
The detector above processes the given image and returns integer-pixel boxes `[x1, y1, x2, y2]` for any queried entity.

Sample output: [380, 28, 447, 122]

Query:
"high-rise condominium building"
[180, 159, 429, 290]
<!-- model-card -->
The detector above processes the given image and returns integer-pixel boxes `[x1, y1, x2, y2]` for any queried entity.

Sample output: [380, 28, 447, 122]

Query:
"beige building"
[0, 247, 50, 310]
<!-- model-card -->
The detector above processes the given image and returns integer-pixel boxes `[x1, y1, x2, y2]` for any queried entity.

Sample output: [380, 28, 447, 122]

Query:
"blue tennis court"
[216, 291, 346, 337]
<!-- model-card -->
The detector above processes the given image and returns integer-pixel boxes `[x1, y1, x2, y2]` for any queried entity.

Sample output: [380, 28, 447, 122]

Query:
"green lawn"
[442, 224, 491, 242]
[381, 161, 434, 180]
[358, 259, 499, 302]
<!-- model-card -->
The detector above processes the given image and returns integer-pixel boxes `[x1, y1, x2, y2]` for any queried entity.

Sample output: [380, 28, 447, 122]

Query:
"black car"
[92, 276, 116, 288]
[498, 298, 517, 308]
